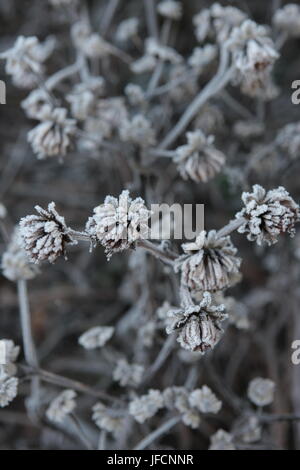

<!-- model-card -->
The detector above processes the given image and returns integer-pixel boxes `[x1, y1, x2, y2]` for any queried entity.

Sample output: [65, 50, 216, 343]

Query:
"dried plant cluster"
[1, 0, 300, 451]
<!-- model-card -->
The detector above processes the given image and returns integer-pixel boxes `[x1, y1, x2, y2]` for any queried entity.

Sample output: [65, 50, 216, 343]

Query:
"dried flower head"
[166, 292, 227, 352]
[113, 359, 144, 388]
[189, 385, 222, 414]
[27, 107, 76, 160]
[236, 185, 300, 246]
[145, 37, 182, 64]
[273, 4, 300, 37]
[78, 326, 114, 349]
[0, 36, 54, 88]
[71, 21, 112, 59]
[0, 376, 18, 408]
[46, 389, 77, 423]
[209, 429, 236, 450]
[157, 1, 182, 20]
[125, 83, 145, 106]
[119, 114, 156, 147]
[234, 416, 262, 444]
[174, 130, 226, 183]
[175, 230, 241, 292]
[247, 377, 275, 407]
[188, 44, 217, 72]
[21, 89, 52, 120]
[19, 202, 75, 264]
[129, 390, 164, 423]
[276, 121, 300, 160]
[229, 20, 279, 98]
[66, 77, 105, 121]
[85, 190, 150, 259]
[2, 228, 40, 281]
[116, 18, 139, 42]
[92, 402, 124, 435]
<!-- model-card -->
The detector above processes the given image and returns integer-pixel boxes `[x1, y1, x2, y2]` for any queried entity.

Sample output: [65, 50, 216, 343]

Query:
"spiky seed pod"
[166, 292, 227, 352]
[19, 202, 75, 264]
[236, 185, 300, 245]
[85, 190, 150, 260]
[175, 230, 241, 292]
[174, 130, 225, 183]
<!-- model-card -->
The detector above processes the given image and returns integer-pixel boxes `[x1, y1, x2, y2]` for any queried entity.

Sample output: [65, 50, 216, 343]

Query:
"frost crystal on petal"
[78, 326, 114, 349]
[236, 185, 300, 246]
[174, 130, 225, 183]
[129, 390, 164, 423]
[19, 202, 75, 264]
[46, 389, 77, 423]
[247, 377, 275, 407]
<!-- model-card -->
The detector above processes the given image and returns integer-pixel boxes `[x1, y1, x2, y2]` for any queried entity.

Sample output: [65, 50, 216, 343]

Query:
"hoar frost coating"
[19, 202, 75, 264]
[0, 36, 54, 89]
[175, 230, 241, 292]
[119, 114, 156, 148]
[165, 292, 227, 353]
[86, 190, 151, 260]
[2, 228, 40, 281]
[247, 377, 275, 407]
[174, 130, 226, 183]
[28, 107, 76, 160]
[46, 389, 77, 423]
[78, 326, 114, 349]
[157, 1, 182, 21]
[129, 389, 164, 423]
[236, 185, 300, 246]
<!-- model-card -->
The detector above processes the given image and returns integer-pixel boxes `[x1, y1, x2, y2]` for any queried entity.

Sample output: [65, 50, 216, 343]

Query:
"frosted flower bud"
[157, 1, 182, 20]
[113, 359, 144, 388]
[276, 122, 300, 160]
[0, 340, 20, 364]
[188, 45, 217, 71]
[145, 37, 183, 64]
[71, 21, 112, 59]
[115, 18, 139, 42]
[125, 84, 145, 106]
[78, 326, 114, 349]
[166, 292, 227, 353]
[46, 389, 77, 423]
[193, 8, 212, 42]
[19, 202, 75, 264]
[92, 402, 124, 435]
[273, 4, 300, 37]
[21, 89, 52, 120]
[174, 130, 226, 183]
[0, 36, 54, 89]
[235, 185, 300, 246]
[119, 114, 156, 147]
[189, 386, 222, 414]
[193, 104, 224, 135]
[2, 228, 40, 281]
[247, 377, 275, 407]
[129, 390, 164, 423]
[27, 107, 76, 160]
[85, 190, 151, 260]
[0, 377, 18, 408]
[131, 55, 156, 74]
[175, 230, 241, 292]
[67, 77, 105, 121]
[209, 429, 236, 450]
[182, 410, 201, 429]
